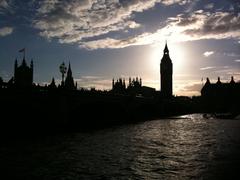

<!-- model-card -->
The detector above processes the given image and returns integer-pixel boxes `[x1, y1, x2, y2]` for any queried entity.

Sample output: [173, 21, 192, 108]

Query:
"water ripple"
[0, 114, 240, 179]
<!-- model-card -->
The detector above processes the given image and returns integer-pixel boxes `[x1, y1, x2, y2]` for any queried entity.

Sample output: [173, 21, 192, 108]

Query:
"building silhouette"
[160, 42, 173, 98]
[201, 76, 240, 98]
[112, 78, 126, 94]
[112, 77, 142, 94]
[112, 77, 155, 97]
[65, 62, 76, 90]
[201, 76, 240, 113]
[48, 77, 57, 89]
[14, 57, 33, 88]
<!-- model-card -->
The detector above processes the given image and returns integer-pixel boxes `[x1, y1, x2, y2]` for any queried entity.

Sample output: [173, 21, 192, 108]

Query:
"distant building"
[112, 78, 126, 94]
[112, 77, 155, 97]
[14, 57, 33, 88]
[48, 78, 57, 89]
[64, 62, 77, 90]
[112, 77, 142, 94]
[0, 77, 3, 88]
[127, 77, 142, 95]
[201, 76, 240, 98]
[160, 42, 173, 98]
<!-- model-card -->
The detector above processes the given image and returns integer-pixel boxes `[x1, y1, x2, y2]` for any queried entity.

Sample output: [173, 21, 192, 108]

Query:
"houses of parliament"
[0, 44, 239, 124]
[0, 44, 239, 102]
[0, 53, 76, 90]
[112, 42, 173, 98]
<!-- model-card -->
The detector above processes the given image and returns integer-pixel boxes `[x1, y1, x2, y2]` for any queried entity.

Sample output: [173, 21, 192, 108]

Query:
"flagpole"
[24, 48, 25, 59]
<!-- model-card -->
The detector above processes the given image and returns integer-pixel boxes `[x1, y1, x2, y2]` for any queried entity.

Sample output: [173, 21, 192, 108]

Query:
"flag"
[19, 48, 25, 53]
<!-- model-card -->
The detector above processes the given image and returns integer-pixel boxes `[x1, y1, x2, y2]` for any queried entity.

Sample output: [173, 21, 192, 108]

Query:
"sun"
[144, 43, 186, 91]
[149, 43, 185, 74]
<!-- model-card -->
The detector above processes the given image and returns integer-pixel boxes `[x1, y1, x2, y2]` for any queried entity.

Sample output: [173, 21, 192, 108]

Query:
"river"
[1, 114, 240, 179]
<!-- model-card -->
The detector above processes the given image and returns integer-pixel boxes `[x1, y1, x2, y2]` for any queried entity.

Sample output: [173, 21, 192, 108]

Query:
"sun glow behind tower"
[148, 43, 186, 94]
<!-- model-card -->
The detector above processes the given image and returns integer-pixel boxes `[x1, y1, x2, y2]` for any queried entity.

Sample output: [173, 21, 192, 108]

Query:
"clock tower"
[160, 42, 173, 97]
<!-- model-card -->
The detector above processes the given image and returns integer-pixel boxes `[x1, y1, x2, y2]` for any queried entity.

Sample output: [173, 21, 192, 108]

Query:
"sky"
[0, 0, 239, 96]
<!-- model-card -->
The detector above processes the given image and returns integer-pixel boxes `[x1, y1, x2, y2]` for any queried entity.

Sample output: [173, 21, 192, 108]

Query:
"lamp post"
[59, 62, 67, 86]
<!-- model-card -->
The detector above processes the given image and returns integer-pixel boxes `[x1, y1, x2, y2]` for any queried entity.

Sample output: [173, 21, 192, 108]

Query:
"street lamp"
[59, 62, 67, 86]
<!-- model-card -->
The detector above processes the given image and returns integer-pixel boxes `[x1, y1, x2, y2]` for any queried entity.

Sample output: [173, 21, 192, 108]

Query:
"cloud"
[182, 11, 240, 38]
[79, 9, 240, 49]
[200, 66, 215, 70]
[33, 0, 162, 43]
[203, 51, 214, 57]
[235, 59, 240, 62]
[0, 0, 12, 13]
[224, 52, 240, 57]
[174, 79, 202, 96]
[0, 26, 13, 36]
[204, 3, 214, 10]
[32, 1, 240, 49]
[0, 0, 9, 9]
[33, 0, 192, 45]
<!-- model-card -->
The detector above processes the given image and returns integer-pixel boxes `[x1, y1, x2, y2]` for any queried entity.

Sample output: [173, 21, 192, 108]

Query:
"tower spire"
[67, 61, 72, 75]
[160, 41, 172, 97]
[164, 41, 169, 54]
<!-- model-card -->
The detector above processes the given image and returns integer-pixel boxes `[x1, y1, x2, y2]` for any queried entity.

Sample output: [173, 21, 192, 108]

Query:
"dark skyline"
[0, 0, 239, 96]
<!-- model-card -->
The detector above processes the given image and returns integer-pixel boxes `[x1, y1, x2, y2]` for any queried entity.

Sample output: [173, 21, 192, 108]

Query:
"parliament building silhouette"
[14, 57, 33, 89]
[112, 42, 173, 97]
[0, 44, 239, 129]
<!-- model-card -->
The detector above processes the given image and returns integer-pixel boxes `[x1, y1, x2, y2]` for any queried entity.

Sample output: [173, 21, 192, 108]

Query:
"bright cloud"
[0, 0, 12, 13]
[3, 0, 239, 50]
[0, 0, 9, 9]
[79, 9, 240, 49]
[200, 66, 215, 70]
[34, 0, 163, 43]
[0, 26, 13, 36]
[33, 0, 193, 46]
[203, 51, 214, 57]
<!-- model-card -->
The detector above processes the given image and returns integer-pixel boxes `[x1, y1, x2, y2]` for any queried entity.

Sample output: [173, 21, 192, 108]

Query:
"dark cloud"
[183, 12, 240, 36]
[33, 0, 192, 46]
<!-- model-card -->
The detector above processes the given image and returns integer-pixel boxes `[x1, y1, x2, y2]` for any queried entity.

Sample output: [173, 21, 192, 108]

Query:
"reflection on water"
[0, 114, 240, 179]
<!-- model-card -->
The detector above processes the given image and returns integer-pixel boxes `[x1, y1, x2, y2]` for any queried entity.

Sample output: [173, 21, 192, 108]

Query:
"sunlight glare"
[149, 43, 185, 74]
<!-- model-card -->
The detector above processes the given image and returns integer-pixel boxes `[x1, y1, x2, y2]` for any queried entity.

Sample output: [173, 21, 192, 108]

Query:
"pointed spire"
[230, 76, 235, 84]
[68, 61, 71, 69]
[67, 61, 72, 75]
[206, 77, 210, 84]
[112, 78, 115, 88]
[22, 58, 27, 67]
[164, 41, 169, 54]
[217, 77, 221, 84]
[52, 77, 55, 83]
[49, 77, 56, 88]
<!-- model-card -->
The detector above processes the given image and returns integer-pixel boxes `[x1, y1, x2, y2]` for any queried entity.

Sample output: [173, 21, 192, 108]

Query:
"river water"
[1, 114, 240, 179]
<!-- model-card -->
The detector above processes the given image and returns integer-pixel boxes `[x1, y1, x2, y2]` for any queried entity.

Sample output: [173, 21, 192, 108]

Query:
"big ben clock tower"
[160, 42, 173, 97]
